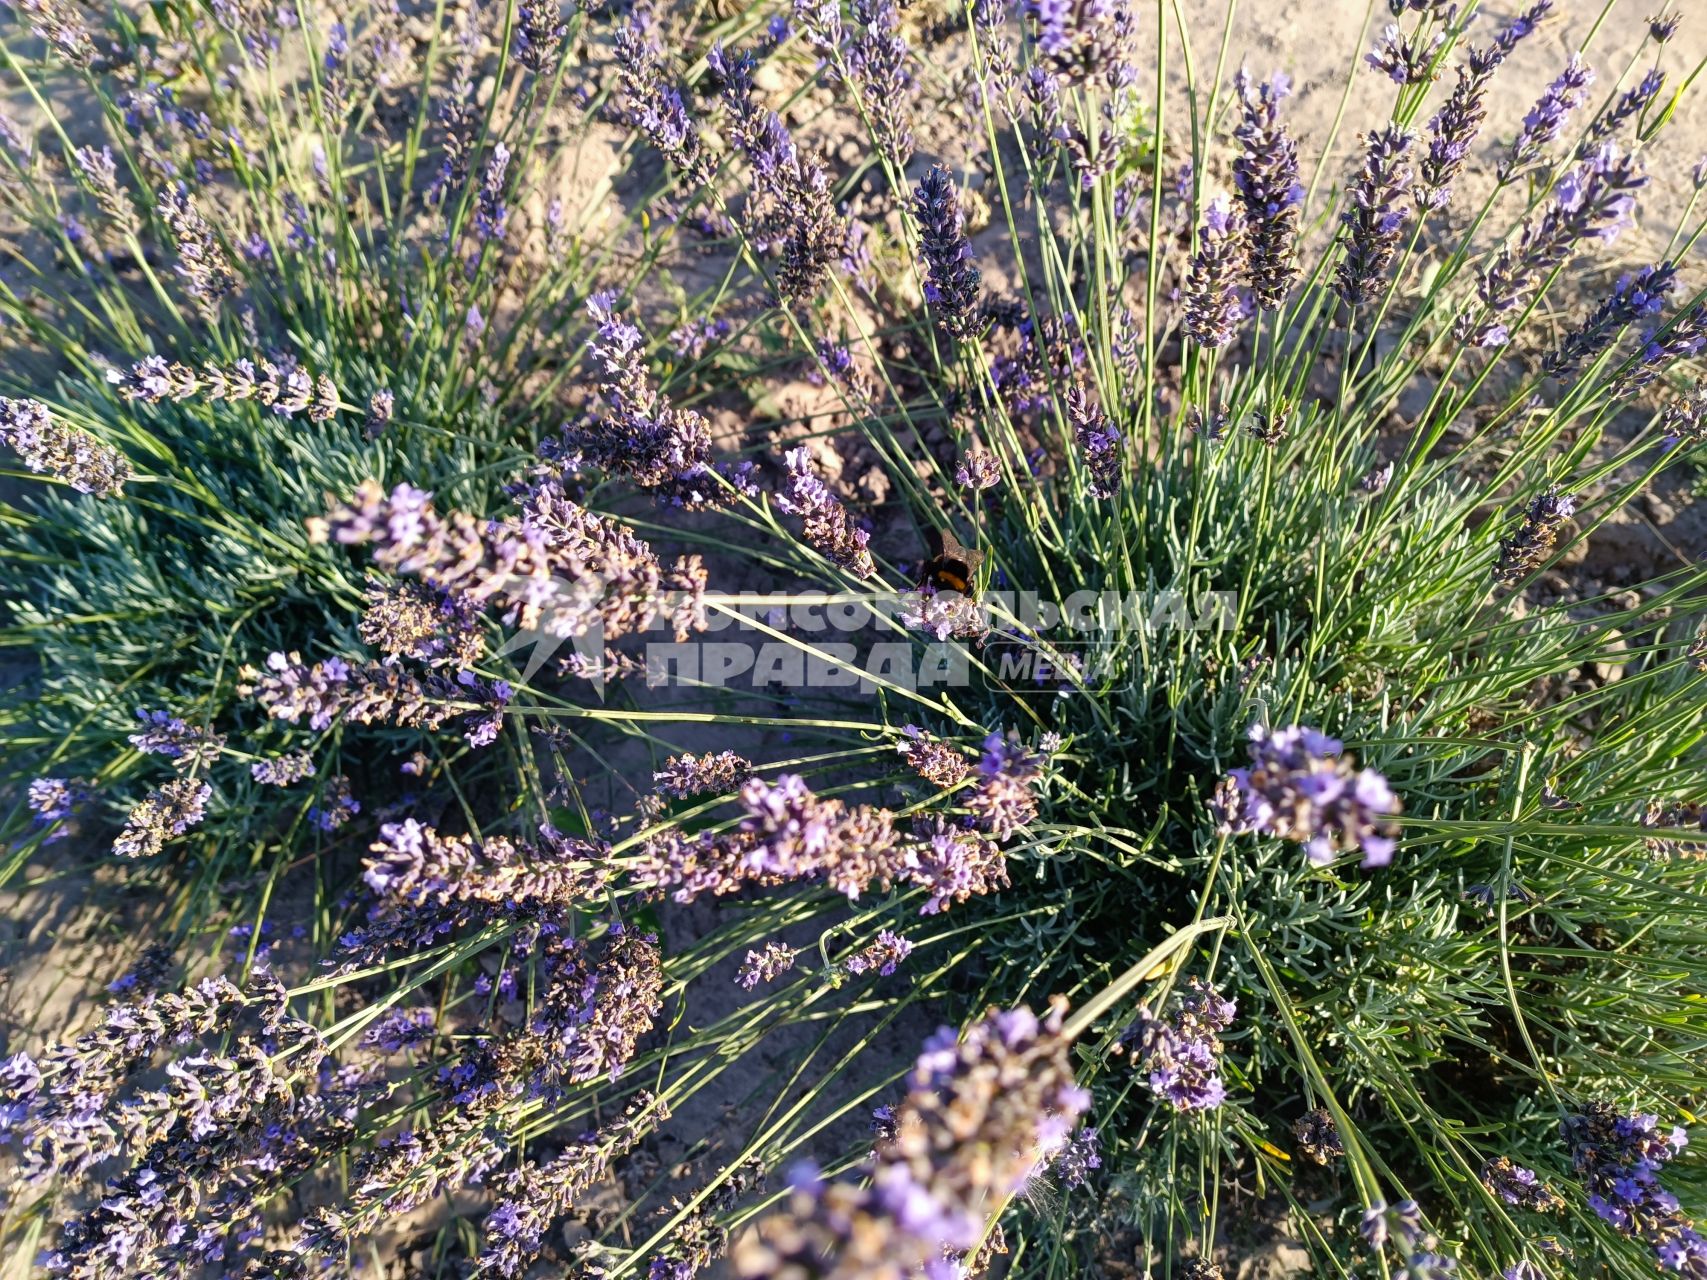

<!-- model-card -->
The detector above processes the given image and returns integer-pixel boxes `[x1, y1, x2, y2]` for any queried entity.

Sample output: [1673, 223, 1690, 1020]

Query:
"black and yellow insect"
[917, 526, 984, 595]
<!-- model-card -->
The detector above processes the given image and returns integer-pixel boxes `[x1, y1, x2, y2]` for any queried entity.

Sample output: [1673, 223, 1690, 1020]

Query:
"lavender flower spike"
[914, 165, 984, 340]
[0, 397, 132, 497]
[774, 446, 876, 578]
[1334, 126, 1414, 308]
[1183, 194, 1248, 347]
[1461, 143, 1647, 347]
[1543, 261, 1677, 381]
[1502, 53, 1593, 178]
[1232, 68, 1303, 309]
[1220, 723, 1401, 866]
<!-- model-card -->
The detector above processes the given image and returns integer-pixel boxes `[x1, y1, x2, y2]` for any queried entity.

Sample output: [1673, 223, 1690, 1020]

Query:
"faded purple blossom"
[249, 757, 317, 788]
[110, 355, 337, 420]
[114, 778, 212, 858]
[1503, 54, 1594, 178]
[1220, 723, 1401, 867]
[1232, 68, 1302, 308]
[843, 929, 913, 977]
[898, 586, 988, 641]
[966, 730, 1044, 840]
[914, 165, 983, 339]
[736, 1000, 1086, 1276]
[1494, 487, 1576, 585]
[738, 941, 799, 988]
[129, 708, 225, 771]
[26, 777, 87, 842]
[0, 397, 132, 497]
[775, 445, 876, 578]
[1184, 194, 1248, 347]
[1366, 24, 1445, 86]
[898, 725, 970, 788]
[1334, 126, 1414, 308]
[955, 446, 1001, 490]
[1293, 1107, 1344, 1164]
[654, 750, 755, 798]
[157, 183, 239, 314]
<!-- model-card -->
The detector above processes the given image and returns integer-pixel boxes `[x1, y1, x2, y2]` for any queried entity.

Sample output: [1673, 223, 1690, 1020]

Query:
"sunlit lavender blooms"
[1066, 384, 1122, 498]
[846, 0, 914, 165]
[474, 142, 511, 242]
[966, 730, 1043, 840]
[515, 0, 566, 73]
[1565, 1104, 1705, 1276]
[1366, 24, 1445, 86]
[72, 145, 136, 236]
[735, 1000, 1087, 1277]
[157, 183, 239, 313]
[1334, 126, 1414, 307]
[1495, 487, 1576, 584]
[1126, 980, 1235, 1112]
[774, 445, 876, 578]
[110, 355, 338, 420]
[0, 397, 132, 497]
[1051, 1126, 1101, 1188]
[955, 446, 1001, 490]
[129, 708, 225, 770]
[1463, 144, 1646, 347]
[738, 941, 798, 988]
[1418, 3, 1550, 208]
[1221, 724, 1401, 866]
[1184, 195, 1248, 346]
[843, 929, 913, 976]
[898, 586, 988, 641]
[1503, 54, 1594, 177]
[477, 1095, 664, 1278]
[114, 778, 212, 857]
[1543, 261, 1676, 379]
[914, 165, 983, 339]
[1232, 69, 1302, 308]
[26, 778, 85, 841]
[654, 750, 755, 798]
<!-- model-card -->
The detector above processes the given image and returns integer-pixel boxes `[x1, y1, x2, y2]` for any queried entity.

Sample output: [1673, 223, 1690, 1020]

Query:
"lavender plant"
[3, 0, 1707, 1278]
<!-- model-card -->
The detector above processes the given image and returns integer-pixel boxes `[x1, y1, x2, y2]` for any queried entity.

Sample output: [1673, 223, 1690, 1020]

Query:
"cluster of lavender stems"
[1418, 2, 1551, 208]
[1461, 144, 1646, 348]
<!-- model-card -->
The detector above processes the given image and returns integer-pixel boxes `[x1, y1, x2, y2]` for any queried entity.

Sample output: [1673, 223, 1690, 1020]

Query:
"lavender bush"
[2, 1, 1706, 1278]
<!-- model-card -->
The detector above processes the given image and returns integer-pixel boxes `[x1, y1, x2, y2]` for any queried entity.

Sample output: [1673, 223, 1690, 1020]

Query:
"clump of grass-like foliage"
[2, 0, 1706, 1278]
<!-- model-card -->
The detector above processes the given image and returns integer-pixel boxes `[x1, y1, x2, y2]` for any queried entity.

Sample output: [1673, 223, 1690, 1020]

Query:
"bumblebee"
[916, 526, 983, 595]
